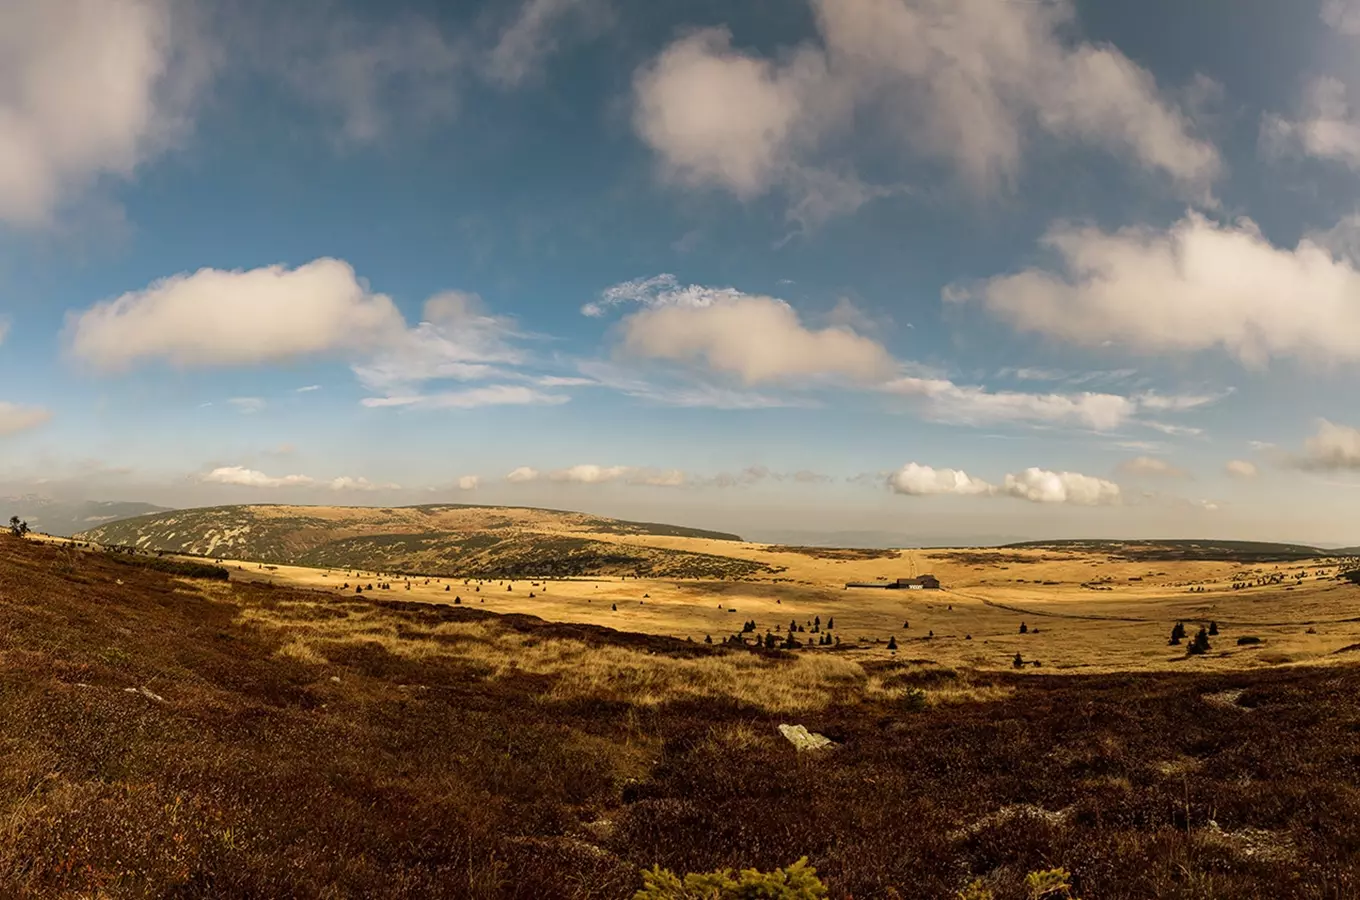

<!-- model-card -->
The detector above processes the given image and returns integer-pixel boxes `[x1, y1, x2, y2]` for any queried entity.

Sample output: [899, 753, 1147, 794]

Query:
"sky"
[3, 0, 1360, 545]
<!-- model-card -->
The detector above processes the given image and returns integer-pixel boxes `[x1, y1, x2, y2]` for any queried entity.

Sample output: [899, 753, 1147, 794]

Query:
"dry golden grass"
[215, 547, 1360, 675]
[46, 530, 1360, 675]
[235, 601, 999, 714]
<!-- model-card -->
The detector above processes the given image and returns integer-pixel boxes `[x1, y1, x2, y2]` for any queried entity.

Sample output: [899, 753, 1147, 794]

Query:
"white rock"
[778, 723, 835, 751]
[123, 686, 166, 703]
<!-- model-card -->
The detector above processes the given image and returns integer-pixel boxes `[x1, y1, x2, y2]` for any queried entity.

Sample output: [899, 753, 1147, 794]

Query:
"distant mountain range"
[748, 529, 1029, 549]
[2, 496, 172, 538]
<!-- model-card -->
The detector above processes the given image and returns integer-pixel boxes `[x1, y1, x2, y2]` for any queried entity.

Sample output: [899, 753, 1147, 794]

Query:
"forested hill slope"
[75, 503, 763, 579]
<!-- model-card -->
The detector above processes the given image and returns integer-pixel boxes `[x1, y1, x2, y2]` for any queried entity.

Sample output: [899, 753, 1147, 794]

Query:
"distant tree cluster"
[1171, 621, 1214, 655]
[8, 516, 29, 538]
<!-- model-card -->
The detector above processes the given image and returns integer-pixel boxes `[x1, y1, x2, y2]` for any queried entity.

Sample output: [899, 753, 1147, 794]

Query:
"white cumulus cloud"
[505, 466, 540, 483]
[962, 212, 1360, 366]
[633, 27, 825, 198]
[1324, 0, 1360, 33]
[632, 0, 1218, 220]
[1262, 77, 1360, 170]
[888, 463, 994, 496]
[620, 293, 896, 386]
[0, 0, 204, 226]
[66, 258, 407, 371]
[887, 462, 1120, 505]
[201, 466, 315, 488]
[550, 464, 632, 484]
[329, 476, 400, 491]
[1002, 468, 1122, 505]
[1225, 459, 1258, 478]
[456, 475, 480, 490]
[1298, 419, 1360, 470]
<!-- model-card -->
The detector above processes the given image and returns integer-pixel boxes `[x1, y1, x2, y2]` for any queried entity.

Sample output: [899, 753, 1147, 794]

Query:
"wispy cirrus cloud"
[502, 463, 688, 487]
[882, 377, 1224, 433]
[227, 397, 266, 414]
[882, 376, 1135, 430]
[361, 385, 568, 410]
[484, 0, 606, 88]
[705, 465, 832, 488]
[574, 360, 811, 410]
[0, 402, 53, 437]
[1117, 456, 1188, 478]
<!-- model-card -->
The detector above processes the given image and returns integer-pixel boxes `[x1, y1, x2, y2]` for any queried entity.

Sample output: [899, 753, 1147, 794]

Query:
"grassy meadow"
[200, 537, 1360, 675]
[4, 533, 1360, 897]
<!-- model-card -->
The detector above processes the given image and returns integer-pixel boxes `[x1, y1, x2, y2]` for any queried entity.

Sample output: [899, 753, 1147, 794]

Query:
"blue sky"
[3, 0, 1360, 544]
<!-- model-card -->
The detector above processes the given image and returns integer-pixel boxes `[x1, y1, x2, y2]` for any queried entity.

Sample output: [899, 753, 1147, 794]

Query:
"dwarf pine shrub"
[635, 857, 828, 899]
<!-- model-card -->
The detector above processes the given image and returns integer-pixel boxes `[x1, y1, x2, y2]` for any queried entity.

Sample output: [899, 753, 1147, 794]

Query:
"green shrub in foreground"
[636, 857, 827, 899]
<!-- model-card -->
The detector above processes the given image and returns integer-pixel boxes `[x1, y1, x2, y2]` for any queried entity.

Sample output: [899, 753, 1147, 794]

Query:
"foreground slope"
[3, 534, 1360, 897]
[75, 504, 763, 579]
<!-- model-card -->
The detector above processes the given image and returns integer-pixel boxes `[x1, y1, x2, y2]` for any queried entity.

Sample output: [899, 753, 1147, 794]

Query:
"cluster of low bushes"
[102, 550, 230, 580]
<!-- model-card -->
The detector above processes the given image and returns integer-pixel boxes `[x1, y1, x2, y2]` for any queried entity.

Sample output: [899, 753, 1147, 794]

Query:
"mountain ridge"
[74, 503, 767, 579]
[2, 496, 172, 537]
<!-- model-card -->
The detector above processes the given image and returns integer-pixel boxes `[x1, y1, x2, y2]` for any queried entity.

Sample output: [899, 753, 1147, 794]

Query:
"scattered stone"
[950, 804, 1073, 840]
[329, 675, 341, 684]
[123, 685, 166, 703]
[777, 723, 836, 752]
[1203, 689, 1248, 710]
[1203, 821, 1297, 863]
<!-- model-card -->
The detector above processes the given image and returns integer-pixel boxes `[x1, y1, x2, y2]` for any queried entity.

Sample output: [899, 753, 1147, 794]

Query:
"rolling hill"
[1002, 538, 1337, 562]
[74, 503, 772, 579]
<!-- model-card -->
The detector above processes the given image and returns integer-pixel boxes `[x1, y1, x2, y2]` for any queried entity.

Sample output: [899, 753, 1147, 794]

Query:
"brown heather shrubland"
[2, 534, 1360, 898]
